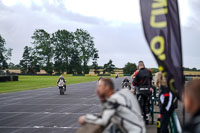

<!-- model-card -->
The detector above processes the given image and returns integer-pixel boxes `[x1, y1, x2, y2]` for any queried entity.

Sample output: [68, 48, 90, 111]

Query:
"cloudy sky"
[0, 0, 199, 68]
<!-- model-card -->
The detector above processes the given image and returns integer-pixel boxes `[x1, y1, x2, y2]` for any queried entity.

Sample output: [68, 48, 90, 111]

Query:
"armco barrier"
[72, 74, 85, 76]
[0, 75, 18, 82]
[151, 95, 182, 133]
[169, 112, 182, 133]
[124, 74, 131, 76]
[98, 74, 111, 76]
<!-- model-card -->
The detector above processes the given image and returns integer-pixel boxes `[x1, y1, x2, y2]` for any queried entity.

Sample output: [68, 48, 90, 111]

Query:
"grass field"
[0, 75, 103, 93]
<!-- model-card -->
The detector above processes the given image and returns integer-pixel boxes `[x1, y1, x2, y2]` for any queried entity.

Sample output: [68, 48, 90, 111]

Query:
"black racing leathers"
[132, 68, 152, 88]
[132, 68, 152, 122]
[159, 86, 174, 133]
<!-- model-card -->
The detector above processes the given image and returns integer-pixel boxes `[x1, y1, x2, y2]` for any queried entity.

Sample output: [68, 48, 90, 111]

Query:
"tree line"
[0, 29, 117, 75]
[1, 31, 200, 75]
[19, 29, 99, 75]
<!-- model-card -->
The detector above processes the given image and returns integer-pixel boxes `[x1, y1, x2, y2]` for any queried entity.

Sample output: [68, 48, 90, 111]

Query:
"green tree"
[0, 35, 12, 70]
[91, 51, 99, 74]
[123, 62, 137, 75]
[20, 46, 40, 74]
[74, 29, 97, 74]
[8, 62, 15, 69]
[192, 68, 197, 71]
[32, 29, 53, 74]
[8, 63, 20, 69]
[52, 30, 74, 74]
[70, 49, 82, 74]
[151, 68, 159, 73]
[103, 60, 115, 74]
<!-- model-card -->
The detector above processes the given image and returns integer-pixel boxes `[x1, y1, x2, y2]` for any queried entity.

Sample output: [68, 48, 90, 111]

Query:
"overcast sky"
[0, 0, 199, 68]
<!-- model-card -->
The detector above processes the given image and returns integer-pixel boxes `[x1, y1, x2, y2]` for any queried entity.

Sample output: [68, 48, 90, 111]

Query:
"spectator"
[183, 79, 200, 133]
[155, 72, 174, 133]
[132, 61, 152, 123]
[78, 78, 146, 133]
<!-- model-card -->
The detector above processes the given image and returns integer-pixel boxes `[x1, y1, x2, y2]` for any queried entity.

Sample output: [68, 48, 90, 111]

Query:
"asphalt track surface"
[0, 77, 156, 133]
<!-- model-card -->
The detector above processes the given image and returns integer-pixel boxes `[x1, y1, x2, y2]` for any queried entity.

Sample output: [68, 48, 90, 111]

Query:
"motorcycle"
[58, 85, 66, 95]
[121, 82, 131, 90]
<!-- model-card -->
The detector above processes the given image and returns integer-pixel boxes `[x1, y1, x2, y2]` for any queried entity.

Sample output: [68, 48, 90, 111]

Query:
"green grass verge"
[0, 75, 105, 93]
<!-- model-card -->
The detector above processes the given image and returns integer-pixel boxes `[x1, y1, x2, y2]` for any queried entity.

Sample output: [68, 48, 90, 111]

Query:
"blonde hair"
[154, 72, 167, 88]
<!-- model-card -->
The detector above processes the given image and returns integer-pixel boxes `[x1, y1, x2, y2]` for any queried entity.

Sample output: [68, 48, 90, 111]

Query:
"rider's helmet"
[60, 75, 63, 79]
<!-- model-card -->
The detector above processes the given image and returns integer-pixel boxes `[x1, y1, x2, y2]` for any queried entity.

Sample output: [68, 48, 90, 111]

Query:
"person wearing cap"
[78, 78, 146, 133]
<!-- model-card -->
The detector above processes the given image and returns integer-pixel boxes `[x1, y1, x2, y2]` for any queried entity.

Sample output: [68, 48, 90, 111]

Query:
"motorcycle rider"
[115, 73, 119, 79]
[122, 77, 130, 83]
[132, 61, 152, 124]
[57, 76, 66, 91]
[79, 78, 146, 133]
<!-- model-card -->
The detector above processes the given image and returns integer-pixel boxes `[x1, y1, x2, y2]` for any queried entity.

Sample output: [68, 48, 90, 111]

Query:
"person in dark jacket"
[132, 61, 152, 123]
[155, 72, 174, 133]
[183, 79, 200, 133]
[132, 61, 152, 87]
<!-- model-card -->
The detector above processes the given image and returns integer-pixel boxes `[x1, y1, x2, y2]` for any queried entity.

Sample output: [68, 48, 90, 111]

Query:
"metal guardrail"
[151, 97, 160, 124]
[151, 96, 182, 133]
[169, 112, 182, 133]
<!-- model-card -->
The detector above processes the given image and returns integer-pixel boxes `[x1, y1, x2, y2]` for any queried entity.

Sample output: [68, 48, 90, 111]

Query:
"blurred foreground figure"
[155, 72, 175, 133]
[183, 79, 200, 133]
[78, 78, 146, 133]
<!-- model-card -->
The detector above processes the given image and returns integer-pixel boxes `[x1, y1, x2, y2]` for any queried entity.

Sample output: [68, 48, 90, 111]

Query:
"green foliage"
[74, 29, 98, 74]
[19, 46, 40, 74]
[151, 68, 159, 73]
[32, 29, 54, 74]
[123, 62, 137, 75]
[91, 52, 99, 74]
[31, 29, 98, 75]
[8, 62, 20, 69]
[184, 67, 200, 71]
[0, 35, 12, 70]
[52, 30, 74, 74]
[69, 50, 83, 74]
[103, 60, 115, 74]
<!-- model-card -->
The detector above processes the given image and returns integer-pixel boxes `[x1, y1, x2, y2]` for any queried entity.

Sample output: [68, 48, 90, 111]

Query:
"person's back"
[132, 61, 152, 124]
[133, 68, 152, 88]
